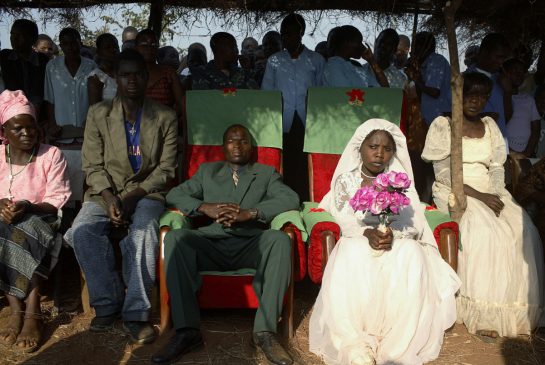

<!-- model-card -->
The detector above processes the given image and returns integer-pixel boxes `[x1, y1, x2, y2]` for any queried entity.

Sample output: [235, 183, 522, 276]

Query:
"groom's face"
[223, 126, 252, 166]
[360, 131, 395, 176]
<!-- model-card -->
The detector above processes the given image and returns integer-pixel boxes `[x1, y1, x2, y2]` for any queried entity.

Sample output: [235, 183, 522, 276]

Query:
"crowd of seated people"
[0, 12, 544, 365]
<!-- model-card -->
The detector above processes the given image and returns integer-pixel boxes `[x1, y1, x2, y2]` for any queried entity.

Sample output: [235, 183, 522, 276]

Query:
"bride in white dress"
[309, 119, 460, 365]
[422, 71, 545, 338]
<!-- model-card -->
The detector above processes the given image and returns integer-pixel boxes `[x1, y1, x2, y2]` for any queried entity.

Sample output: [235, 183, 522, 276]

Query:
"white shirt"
[88, 68, 117, 101]
[506, 93, 541, 152]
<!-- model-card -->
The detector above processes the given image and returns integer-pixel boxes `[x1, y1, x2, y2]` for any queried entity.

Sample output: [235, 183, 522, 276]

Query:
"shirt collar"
[282, 45, 309, 60]
[475, 67, 492, 78]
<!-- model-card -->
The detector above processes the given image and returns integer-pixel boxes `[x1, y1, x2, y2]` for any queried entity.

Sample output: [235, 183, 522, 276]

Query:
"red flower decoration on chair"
[223, 87, 237, 96]
[309, 208, 325, 213]
[346, 89, 365, 106]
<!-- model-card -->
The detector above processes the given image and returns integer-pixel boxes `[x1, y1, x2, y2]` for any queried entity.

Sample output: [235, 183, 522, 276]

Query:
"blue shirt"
[125, 111, 142, 173]
[44, 56, 96, 127]
[420, 52, 452, 126]
[362, 63, 407, 89]
[322, 56, 380, 88]
[261, 46, 325, 132]
[468, 66, 507, 136]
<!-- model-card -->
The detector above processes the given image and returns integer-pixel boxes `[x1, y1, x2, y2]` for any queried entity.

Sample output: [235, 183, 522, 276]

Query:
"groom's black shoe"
[151, 328, 203, 364]
[251, 331, 293, 365]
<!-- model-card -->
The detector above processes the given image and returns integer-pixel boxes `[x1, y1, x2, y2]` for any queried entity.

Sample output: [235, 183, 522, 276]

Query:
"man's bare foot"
[0, 312, 23, 347]
[14, 314, 42, 353]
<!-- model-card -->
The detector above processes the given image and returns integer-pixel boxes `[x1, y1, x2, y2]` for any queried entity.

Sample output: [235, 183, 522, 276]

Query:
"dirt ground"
[0, 279, 544, 365]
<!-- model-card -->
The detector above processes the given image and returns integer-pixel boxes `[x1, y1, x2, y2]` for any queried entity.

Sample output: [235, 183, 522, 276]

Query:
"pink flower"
[373, 173, 390, 191]
[349, 186, 376, 212]
[370, 191, 390, 214]
[389, 172, 411, 189]
[388, 191, 411, 214]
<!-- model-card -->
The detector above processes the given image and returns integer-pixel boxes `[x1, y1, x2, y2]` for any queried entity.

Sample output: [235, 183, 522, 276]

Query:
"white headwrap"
[319, 118, 437, 247]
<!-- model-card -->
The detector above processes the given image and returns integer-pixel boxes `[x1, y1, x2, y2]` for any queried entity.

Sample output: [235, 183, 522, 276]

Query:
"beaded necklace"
[6, 144, 35, 200]
[360, 168, 377, 180]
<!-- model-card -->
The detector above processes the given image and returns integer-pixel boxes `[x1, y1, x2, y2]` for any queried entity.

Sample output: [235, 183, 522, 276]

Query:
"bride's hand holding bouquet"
[349, 171, 411, 255]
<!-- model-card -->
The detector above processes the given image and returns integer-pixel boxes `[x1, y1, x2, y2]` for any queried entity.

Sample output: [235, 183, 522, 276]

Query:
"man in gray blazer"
[65, 49, 178, 344]
[152, 125, 298, 365]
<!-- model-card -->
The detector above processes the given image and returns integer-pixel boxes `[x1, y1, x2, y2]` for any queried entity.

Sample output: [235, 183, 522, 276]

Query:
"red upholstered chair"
[158, 89, 306, 338]
[302, 87, 459, 284]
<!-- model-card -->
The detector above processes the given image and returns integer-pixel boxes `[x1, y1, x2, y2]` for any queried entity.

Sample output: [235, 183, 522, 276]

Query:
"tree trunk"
[444, 0, 466, 222]
[148, 0, 165, 41]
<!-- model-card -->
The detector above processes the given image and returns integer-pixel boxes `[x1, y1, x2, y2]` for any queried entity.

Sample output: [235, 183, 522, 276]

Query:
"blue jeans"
[65, 198, 164, 321]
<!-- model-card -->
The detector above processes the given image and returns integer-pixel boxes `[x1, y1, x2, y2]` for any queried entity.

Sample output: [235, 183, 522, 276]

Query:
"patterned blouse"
[146, 68, 177, 109]
[0, 144, 71, 209]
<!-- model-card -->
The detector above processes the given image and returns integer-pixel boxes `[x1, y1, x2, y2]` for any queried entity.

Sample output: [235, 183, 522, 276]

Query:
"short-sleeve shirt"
[44, 56, 96, 127]
[88, 68, 117, 101]
[467, 66, 508, 136]
[0, 49, 49, 106]
[361, 63, 407, 89]
[0, 144, 71, 209]
[420, 52, 452, 126]
[506, 93, 541, 152]
[261, 46, 325, 132]
[322, 56, 380, 88]
[191, 61, 259, 90]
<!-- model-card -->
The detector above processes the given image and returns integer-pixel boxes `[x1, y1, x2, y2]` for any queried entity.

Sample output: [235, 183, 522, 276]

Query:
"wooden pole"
[443, 0, 466, 222]
[412, 2, 419, 42]
[148, 0, 165, 41]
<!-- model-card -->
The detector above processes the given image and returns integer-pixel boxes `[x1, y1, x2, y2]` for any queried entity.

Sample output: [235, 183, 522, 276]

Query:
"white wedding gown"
[422, 116, 545, 336]
[309, 170, 460, 365]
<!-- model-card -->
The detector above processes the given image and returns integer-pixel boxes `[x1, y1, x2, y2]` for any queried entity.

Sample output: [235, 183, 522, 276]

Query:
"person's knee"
[70, 221, 104, 250]
[265, 230, 292, 255]
[164, 229, 195, 251]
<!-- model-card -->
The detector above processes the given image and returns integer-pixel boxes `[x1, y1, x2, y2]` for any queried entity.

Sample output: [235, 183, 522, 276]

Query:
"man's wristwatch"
[248, 208, 258, 220]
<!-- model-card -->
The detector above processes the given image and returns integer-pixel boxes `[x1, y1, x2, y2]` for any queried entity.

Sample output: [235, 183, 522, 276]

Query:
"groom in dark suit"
[152, 125, 298, 365]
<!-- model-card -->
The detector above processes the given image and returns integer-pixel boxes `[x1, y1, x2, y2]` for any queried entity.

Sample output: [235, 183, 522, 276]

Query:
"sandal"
[0, 311, 24, 347]
[14, 312, 43, 353]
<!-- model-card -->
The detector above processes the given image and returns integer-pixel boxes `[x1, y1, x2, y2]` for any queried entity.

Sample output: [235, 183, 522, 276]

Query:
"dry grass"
[0, 282, 544, 365]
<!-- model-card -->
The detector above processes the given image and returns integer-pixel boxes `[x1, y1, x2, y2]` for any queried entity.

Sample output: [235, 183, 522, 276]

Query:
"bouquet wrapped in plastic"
[349, 171, 412, 254]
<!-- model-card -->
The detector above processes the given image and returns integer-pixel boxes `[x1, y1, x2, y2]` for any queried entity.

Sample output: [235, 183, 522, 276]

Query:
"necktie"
[232, 170, 239, 186]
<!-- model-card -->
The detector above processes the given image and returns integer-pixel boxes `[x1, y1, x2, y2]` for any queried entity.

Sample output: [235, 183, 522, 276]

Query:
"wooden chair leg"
[439, 228, 458, 272]
[80, 272, 91, 314]
[159, 226, 172, 334]
[281, 226, 295, 339]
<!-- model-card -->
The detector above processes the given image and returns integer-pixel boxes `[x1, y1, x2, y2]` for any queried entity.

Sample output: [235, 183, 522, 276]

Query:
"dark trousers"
[163, 229, 291, 333]
[282, 114, 309, 202]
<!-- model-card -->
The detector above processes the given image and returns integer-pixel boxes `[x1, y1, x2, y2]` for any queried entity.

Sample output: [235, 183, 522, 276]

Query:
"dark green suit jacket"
[166, 161, 300, 238]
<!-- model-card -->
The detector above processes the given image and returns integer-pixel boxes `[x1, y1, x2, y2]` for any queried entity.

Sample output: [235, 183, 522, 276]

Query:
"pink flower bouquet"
[349, 171, 411, 232]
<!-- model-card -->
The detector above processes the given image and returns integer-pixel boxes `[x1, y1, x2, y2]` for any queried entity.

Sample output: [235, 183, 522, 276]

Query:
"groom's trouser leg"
[163, 229, 224, 330]
[231, 230, 292, 334]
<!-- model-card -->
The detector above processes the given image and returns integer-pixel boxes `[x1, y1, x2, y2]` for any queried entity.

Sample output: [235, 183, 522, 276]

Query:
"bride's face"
[360, 130, 395, 176]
